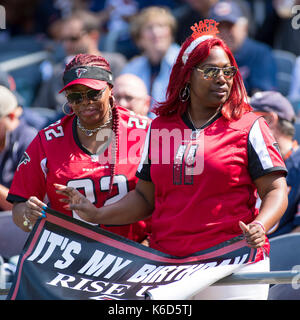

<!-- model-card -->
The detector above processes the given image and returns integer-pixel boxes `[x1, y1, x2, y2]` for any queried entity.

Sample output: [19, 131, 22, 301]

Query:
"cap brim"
[59, 79, 108, 93]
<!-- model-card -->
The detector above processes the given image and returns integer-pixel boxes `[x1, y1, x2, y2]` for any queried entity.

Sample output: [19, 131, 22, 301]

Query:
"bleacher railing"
[0, 50, 50, 72]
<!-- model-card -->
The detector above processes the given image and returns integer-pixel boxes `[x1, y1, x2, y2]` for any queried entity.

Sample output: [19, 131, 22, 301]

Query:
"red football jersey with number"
[137, 111, 287, 257]
[8, 106, 151, 242]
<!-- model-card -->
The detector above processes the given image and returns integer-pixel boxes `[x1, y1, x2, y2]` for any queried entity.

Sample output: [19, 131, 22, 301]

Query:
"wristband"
[252, 220, 265, 233]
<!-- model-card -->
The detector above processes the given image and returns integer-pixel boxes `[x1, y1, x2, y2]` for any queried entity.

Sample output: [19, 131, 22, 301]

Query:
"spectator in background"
[99, 0, 183, 59]
[175, 0, 219, 45]
[251, 91, 300, 237]
[174, 0, 252, 45]
[121, 6, 180, 117]
[33, 10, 127, 112]
[100, 0, 139, 59]
[114, 74, 150, 117]
[0, 85, 37, 211]
[209, 1, 277, 95]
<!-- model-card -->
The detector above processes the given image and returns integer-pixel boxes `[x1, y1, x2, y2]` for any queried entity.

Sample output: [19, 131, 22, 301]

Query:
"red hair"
[154, 36, 251, 120]
[64, 53, 111, 72]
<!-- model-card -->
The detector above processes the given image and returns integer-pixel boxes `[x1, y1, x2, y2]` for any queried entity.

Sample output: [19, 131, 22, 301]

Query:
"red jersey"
[8, 106, 151, 242]
[137, 111, 287, 257]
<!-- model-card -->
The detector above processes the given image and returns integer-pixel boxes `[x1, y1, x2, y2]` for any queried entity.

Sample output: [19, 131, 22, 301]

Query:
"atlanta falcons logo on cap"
[75, 67, 88, 78]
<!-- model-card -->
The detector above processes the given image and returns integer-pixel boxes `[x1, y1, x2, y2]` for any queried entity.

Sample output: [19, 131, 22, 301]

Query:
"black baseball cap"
[59, 66, 113, 93]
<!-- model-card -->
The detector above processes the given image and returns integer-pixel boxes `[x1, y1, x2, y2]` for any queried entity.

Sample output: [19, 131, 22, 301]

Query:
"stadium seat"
[268, 233, 300, 300]
[269, 233, 300, 271]
[10, 63, 43, 107]
[0, 52, 45, 107]
[0, 35, 46, 54]
[0, 35, 52, 107]
[273, 49, 297, 96]
[0, 211, 29, 259]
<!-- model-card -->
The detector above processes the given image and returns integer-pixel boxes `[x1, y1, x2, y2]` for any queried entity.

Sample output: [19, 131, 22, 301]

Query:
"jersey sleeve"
[136, 124, 152, 181]
[7, 132, 48, 203]
[248, 117, 287, 180]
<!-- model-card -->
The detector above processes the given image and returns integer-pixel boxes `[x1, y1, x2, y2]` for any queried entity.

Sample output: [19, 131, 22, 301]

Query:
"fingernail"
[42, 213, 46, 218]
[42, 205, 47, 210]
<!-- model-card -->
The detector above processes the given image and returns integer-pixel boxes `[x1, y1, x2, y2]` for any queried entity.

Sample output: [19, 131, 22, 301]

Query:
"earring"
[179, 84, 190, 102]
[110, 96, 116, 108]
[62, 102, 74, 116]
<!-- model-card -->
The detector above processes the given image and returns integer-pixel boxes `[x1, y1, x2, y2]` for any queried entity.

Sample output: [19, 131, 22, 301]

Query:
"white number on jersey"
[44, 126, 64, 141]
[128, 117, 148, 129]
[67, 175, 129, 224]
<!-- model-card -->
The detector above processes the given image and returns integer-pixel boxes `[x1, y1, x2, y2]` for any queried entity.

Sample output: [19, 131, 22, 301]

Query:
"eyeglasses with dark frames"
[66, 87, 107, 105]
[194, 66, 237, 80]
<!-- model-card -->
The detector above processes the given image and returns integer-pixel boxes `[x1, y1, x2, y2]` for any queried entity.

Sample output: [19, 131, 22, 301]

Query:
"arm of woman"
[254, 172, 288, 232]
[240, 172, 288, 248]
[55, 179, 155, 225]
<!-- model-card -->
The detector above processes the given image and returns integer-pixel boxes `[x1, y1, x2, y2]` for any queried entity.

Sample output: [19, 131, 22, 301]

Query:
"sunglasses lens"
[203, 67, 219, 79]
[66, 87, 106, 104]
[223, 67, 237, 78]
[87, 89, 102, 101]
[66, 92, 82, 104]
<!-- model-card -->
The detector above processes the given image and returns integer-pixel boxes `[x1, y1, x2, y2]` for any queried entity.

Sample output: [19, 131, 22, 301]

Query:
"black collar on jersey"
[182, 110, 222, 131]
[63, 66, 114, 86]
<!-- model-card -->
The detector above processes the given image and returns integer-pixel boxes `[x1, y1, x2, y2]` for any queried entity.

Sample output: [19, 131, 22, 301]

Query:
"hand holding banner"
[8, 207, 256, 300]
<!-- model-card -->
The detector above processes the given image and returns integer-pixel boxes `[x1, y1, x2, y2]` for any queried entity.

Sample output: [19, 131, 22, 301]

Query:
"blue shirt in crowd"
[269, 146, 300, 237]
[235, 37, 277, 95]
[0, 120, 37, 191]
[121, 43, 180, 115]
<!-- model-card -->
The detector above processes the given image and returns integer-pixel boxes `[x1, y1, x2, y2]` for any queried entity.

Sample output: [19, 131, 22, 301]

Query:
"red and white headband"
[182, 20, 219, 65]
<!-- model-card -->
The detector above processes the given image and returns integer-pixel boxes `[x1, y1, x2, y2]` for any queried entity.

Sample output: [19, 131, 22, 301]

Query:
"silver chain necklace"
[77, 109, 112, 137]
[187, 107, 221, 139]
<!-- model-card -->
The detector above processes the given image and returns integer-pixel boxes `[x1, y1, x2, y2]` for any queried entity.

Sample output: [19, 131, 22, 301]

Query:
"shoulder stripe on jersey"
[249, 119, 273, 170]
[137, 123, 151, 173]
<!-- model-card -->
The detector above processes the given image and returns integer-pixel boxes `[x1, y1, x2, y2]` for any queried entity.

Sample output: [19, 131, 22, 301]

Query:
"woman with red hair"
[155, 33, 250, 120]
[55, 22, 288, 299]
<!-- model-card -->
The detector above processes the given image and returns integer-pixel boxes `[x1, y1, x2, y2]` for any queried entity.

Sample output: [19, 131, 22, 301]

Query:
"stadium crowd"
[1, 0, 300, 300]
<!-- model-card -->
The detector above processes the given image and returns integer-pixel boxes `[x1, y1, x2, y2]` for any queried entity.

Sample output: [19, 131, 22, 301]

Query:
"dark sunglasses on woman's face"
[195, 66, 237, 80]
[66, 88, 106, 105]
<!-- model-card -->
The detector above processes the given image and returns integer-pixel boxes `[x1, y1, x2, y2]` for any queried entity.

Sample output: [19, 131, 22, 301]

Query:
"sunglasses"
[195, 66, 237, 80]
[66, 88, 106, 105]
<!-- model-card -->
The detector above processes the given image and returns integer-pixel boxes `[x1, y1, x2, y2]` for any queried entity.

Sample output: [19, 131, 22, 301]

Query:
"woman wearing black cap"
[7, 54, 151, 243]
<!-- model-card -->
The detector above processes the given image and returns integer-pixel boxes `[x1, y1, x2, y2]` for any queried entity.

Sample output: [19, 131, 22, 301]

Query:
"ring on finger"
[23, 213, 33, 230]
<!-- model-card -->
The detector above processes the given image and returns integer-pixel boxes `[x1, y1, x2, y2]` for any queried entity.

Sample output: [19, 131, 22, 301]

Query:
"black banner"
[7, 208, 257, 300]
